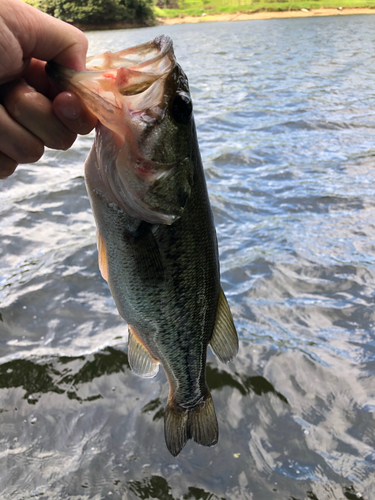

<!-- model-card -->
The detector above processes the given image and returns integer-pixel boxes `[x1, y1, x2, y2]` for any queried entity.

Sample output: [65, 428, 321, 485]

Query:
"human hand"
[0, 0, 97, 179]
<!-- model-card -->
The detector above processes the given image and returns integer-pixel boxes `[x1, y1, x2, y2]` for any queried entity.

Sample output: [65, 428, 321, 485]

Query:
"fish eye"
[171, 92, 192, 124]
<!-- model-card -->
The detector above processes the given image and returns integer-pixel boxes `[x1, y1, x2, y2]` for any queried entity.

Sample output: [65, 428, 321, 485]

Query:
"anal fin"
[97, 230, 108, 282]
[209, 287, 238, 364]
[128, 325, 159, 378]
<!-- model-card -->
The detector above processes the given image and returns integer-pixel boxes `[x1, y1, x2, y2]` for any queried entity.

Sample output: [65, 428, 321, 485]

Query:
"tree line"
[26, 0, 155, 26]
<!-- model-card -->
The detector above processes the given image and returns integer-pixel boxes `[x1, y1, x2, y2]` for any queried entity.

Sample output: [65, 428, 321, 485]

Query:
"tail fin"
[164, 388, 218, 457]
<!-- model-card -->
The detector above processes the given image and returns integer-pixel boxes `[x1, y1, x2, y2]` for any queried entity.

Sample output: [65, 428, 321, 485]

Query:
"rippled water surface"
[2, 14, 375, 500]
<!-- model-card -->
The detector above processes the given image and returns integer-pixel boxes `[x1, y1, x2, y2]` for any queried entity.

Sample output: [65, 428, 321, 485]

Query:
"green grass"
[154, 0, 375, 17]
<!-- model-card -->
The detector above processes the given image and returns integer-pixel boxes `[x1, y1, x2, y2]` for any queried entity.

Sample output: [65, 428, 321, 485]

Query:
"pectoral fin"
[209, 287, 238, 364]
[128, 325, 159, 378]
[97, 231, 108, 282]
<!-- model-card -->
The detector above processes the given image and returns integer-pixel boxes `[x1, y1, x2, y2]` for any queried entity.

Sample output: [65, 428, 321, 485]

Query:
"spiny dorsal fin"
[164, 387, 218, 457]
[128, 325, 159, 378]
[97, 230, 108, 282]
[209, 287, 238, 364]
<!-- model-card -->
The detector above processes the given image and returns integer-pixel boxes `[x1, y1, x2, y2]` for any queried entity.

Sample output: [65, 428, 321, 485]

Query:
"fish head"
[46, 36, 196, 225]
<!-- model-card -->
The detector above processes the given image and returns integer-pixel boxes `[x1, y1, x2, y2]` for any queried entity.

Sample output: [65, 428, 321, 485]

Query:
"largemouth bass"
[46, 36, 238, 457]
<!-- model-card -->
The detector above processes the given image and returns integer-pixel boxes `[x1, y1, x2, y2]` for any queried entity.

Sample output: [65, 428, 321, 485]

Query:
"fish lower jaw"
[91, 177, 181, 226]
[106, 177, 186, 226]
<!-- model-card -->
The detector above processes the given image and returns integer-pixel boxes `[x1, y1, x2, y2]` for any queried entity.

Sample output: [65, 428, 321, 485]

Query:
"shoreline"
[157, 7, 375, 25]
[74, 7, 375, 31]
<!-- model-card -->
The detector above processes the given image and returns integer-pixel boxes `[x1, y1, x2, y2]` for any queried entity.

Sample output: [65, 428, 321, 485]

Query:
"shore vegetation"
[24, 0, 375, 27]
[24, 0, 154, 26]
[154, 0, 375, 18]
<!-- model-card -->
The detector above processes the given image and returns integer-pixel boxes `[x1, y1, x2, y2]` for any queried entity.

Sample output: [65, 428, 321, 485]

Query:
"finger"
[0, 151, 17, 179]
[0, 0, 88, 83]
[53, 92, 97, 136]
[0, 104, 44, 164]
[4, 80, 77, 150]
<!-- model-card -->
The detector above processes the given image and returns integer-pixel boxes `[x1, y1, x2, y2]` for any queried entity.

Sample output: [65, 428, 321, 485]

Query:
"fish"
[46, 35, 238, 457]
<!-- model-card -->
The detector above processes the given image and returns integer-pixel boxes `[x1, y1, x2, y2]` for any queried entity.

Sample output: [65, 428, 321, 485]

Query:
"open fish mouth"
[46, 36, 175, 134]
[46, 36, 193, 225]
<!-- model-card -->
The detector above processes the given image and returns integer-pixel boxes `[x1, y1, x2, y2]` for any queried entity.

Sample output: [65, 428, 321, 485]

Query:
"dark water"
[1, 14, 375, 499]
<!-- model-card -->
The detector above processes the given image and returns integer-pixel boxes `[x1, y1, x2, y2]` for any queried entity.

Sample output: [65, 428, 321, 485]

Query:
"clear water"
[1, 15, 375, 499]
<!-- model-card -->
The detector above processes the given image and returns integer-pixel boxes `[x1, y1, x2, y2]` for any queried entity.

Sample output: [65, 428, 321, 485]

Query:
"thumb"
[0, 0, 88, 83]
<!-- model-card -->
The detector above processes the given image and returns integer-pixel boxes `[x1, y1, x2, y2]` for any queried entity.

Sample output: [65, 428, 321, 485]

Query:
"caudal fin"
[164, 388, 218, 457]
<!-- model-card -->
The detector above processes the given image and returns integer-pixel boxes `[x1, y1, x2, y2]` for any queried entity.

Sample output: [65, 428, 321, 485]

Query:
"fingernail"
[59, 93, 81, 120]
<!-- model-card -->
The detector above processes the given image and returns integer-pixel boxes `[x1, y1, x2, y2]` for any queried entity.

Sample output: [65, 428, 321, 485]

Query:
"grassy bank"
[154, 0, 375, 18]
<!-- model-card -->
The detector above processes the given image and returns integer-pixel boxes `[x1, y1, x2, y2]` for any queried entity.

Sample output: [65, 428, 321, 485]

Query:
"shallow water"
[1, 14, 375, 500]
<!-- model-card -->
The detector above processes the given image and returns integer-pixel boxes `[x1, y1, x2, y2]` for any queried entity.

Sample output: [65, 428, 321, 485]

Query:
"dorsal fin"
[97, 230, 108, 282]
[128, 325, 159, 378]
[209, 287, 238, 364]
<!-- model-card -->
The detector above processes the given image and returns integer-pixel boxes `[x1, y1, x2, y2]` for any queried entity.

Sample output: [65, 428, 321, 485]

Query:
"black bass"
[46, 36, 238, 457]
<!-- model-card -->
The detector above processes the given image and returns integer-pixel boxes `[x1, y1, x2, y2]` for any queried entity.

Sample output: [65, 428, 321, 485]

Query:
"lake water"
[1, 14, 375, 500]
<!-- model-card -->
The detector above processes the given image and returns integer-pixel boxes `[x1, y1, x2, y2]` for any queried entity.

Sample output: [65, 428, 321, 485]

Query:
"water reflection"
[0, 359, 64, 401]
[128, 476, 226, 500]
